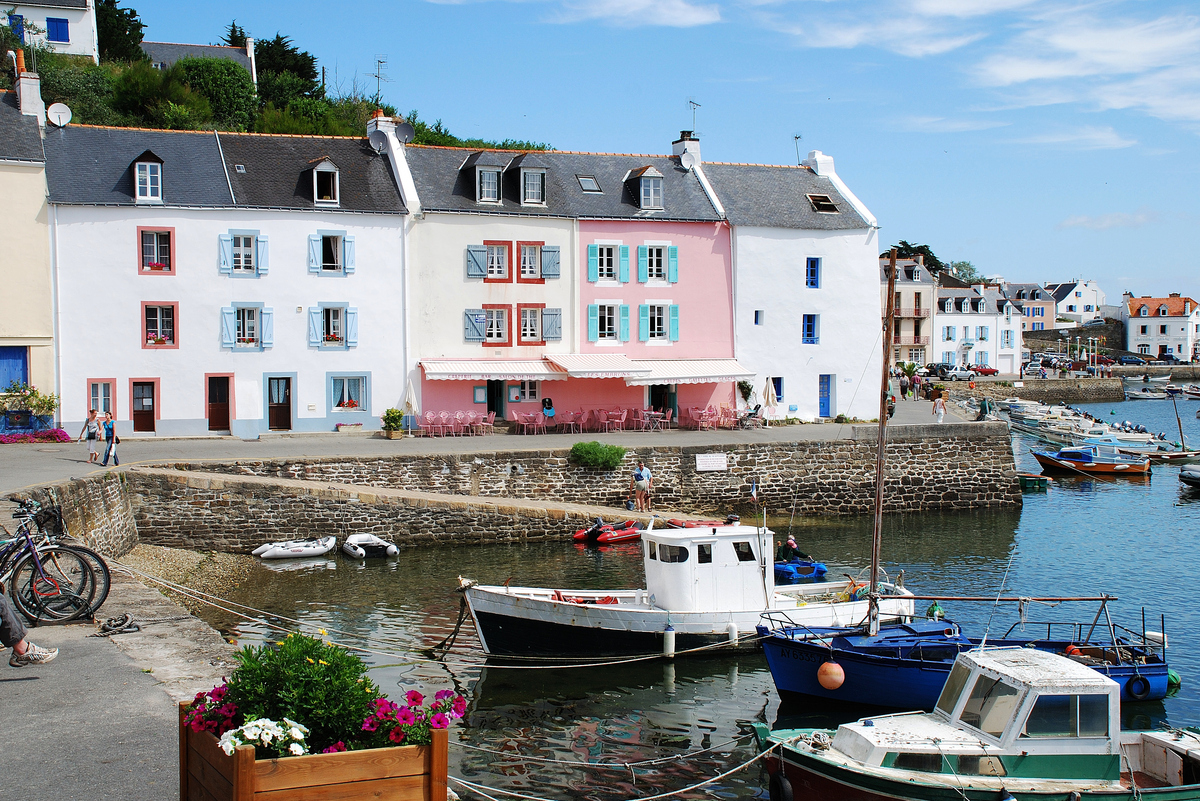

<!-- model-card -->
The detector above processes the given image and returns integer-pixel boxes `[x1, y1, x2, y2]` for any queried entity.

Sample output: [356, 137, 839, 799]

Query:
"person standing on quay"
[100, 411, 119, 466]
[932, 393, 946, 424]
[78, 408, 101, 464]
[899, 374, 910, 400]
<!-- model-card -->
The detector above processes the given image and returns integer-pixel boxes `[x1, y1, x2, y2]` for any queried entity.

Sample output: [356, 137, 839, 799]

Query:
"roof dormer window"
[1139, 306, 1148, 317]
[521, 169, 546, 205]
[477, 167, 501, 203]
[641, 176, 663, 209]
[134, 151, 164, 204]
[807, 194, 839, 213]
[1159, 305, 1169, 316]
[311, 158, 340, 206]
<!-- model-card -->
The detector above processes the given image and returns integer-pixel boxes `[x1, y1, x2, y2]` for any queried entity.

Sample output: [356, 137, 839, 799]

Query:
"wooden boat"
[756, 648, 1200, 801]
[1032, 445, 1150, 475]
[252, 536, 337, 560]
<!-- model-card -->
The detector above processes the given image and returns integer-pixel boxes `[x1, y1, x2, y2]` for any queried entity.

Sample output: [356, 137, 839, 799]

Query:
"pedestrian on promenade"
[629, 460, 653, 512]
[78, 408, 101, 464]
[100, 411, 119, 467]
[2, 593, 58, 667]
[932, 393, 947, 424]
[899, 374, 910, 400]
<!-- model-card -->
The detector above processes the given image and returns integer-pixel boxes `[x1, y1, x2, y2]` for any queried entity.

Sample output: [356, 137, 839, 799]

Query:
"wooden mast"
[870, 250, 898, 636]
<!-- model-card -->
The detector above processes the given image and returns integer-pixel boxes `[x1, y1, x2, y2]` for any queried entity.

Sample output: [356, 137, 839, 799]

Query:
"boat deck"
[1121, 772, 1171, 789]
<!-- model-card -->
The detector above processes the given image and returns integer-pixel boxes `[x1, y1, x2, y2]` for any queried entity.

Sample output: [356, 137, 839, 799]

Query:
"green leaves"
[96, 0, 146, 64]
[569, 441, 628, 470]
[174, 57, 256, 131]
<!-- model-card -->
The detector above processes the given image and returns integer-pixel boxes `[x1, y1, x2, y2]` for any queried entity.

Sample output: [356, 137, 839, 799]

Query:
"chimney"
[802, 149, 835, 176]
[245, 37, 257, 86]
[367, 109, 397, 140]
[672, 130, 701, 166]
[1169, 292, 1181, 298]
[13, 51, 46, 127]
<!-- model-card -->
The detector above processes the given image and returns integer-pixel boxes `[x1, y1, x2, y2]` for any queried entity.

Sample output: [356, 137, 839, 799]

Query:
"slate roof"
[403, 146, 720, 221]
[1044, 282, 1078, 303]
[1004, 282, 1050, 301]
[219, 134, 403, 214]
[1127, 296, 1198, 317]
[140, 42, 253, 73]
[19, 0, 87, 7]
[0, 91, 44, 163]
[701, 163, 869, 230]
[44, 126, 231, 206]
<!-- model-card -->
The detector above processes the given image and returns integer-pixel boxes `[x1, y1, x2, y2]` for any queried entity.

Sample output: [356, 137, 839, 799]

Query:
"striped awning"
[546, 354, 652, 379]
[624, 359, 755, 386]
[420, 360, 569, 381]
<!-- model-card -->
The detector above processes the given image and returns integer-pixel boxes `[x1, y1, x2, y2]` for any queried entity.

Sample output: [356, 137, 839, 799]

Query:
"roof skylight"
[577, 175, 602, 193]
[807, 194, 839, 213]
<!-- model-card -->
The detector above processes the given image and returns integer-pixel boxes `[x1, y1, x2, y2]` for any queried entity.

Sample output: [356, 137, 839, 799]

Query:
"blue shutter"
[587, 244, 599, 282]
[619, 305, 630, 342]
[345, 307, 359, 346]
[637, 246, 648, 283]
[8, 15, 24, 45]
[464, 309, 486, 342]
[307, 308, 321, 345]
[466, 245, 487, 278]
[540, 245, 559, 278]
[220, 307, 236, 347]
[587, 304, 599, 342]
[619, 245, 630, 283]
[255, 235, 269, 275]
[667, 246, 679, 283]
[542, 308, 562, 341]
[307, 235, 321, 273]
[260, 307, 274, 347]
[669, 305, 680, 341]
[47, 18, 68, 42]
[218, 234, 233, 275]
[343, 235, 355, 274]
[638, 304, 650, 342]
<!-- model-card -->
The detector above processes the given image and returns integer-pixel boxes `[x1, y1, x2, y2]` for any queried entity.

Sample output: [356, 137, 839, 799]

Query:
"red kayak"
[572, 518, 644, 542]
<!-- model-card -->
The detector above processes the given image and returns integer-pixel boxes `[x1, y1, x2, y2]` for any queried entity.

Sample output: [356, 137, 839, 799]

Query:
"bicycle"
[20, 499, 111, 619]
[0, 501, 98, 624]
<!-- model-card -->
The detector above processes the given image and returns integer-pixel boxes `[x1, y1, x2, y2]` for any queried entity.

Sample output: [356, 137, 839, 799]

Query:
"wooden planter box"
[335, 423, 363, 433]
[382, 429, 405, 439]
[179, 703, 448, 801]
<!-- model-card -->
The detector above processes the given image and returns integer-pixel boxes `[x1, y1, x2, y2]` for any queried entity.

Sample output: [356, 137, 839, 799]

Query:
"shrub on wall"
[569, 441, 627, 470]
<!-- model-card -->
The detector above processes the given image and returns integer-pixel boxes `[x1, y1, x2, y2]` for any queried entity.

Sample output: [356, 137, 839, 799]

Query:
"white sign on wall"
[695, 453, 728, 472]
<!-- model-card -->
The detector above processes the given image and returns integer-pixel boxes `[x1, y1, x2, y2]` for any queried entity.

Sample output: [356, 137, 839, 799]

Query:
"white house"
[705, 150, 882, 421]
[1045, 279, 1106, 324]
[935, 278, 1022, 375]
[1122, 293, 1200, 360]
[45, 124, 408, 438]
[880, 256, 937, 367]
[5, 0, 99, 63]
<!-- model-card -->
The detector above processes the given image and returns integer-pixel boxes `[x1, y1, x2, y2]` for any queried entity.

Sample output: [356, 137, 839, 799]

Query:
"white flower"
[283, 718, 309, 736]
[289, 742, 304, 756]
[289, 727, 304, 740]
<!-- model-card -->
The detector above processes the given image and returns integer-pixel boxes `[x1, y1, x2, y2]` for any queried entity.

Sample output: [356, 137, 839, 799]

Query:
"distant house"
[1122, 293, 1200, 360]
[1001, 282, 1055, 332]
[936, 274, 1022, 374]
[1044, 279, 1105, 324]
[879, 255, 936, 367]
[140, 40, 257, 85]
[5, 0, 99, 63]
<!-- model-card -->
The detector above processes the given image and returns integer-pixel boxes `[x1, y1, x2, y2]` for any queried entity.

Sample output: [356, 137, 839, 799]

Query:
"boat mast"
[870, 250, 898, 636]
[1172, 395, 1187, 450]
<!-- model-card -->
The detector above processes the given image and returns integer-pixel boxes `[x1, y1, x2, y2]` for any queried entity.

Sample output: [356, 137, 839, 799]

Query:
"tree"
[113, 60, 211, 129]
[221, 20, 247, 48]
[254, 34, 319, 96]
[949, 260, 983, 284]
[175, 57, 256, 130]
[882, 240, 946, 273]
[96, 0, 146, 63]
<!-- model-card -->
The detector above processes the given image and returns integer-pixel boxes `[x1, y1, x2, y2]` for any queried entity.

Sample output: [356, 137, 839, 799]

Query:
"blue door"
[0, 346, 28, 389]
[818, 374, 831, 417]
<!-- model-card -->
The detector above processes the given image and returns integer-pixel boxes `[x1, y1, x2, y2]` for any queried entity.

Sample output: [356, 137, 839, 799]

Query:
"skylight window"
[577, 175, 602, 193]
[807, 194, 839, 213]
[234, 164, 246, 173]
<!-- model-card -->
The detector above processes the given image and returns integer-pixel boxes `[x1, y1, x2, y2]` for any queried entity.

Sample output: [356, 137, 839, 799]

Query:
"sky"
[134, 0, 1200, 301]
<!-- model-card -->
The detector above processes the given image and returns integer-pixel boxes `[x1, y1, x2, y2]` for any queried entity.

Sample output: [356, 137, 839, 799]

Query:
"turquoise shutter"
[343, 236, 355, 274]
[667, 246, 678, 283]
[587, 244, 599, 282]
[637, 246, 648, 283]
[307, 235, 321, 273]
[345, 307, 359, 346]
[260, 307, 274, 347]
[638, 304, 650, 342]
[218, 234, 233, 275]
[619, 304, 630, 342]
[466, 245, 487, 277]
[669, 305, 680, 341]
[464, 309, 486, 342]
[256, 235, 269, 274]
[542, 308, 562, 340]
[220, 307, 235, 347]
[540, 246, 560, 278]
[587, 304, 599, 342]
[619, 245, 630, 283]
[307, 308, 321, 345]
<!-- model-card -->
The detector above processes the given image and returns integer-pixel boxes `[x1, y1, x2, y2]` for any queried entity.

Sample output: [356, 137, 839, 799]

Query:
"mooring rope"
[452, 733, 754, 770]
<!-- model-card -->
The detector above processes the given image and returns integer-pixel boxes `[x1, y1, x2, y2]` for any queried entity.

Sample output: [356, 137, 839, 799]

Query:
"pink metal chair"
[517, 412, 536, 435]
[452, 411, 468, 436]
[480, 411, 496, 435]
[630, 408, 645, 431]
[464, 410, 478, 435]
[437, 411, 453, 436]
[612, 409, 627, 431]
[562, 411, 582, 434]
[423, 410, 442, 436]
[596, 410, 613, 433]
[662, 408, 674, 429]
[534, 412, 548, 435]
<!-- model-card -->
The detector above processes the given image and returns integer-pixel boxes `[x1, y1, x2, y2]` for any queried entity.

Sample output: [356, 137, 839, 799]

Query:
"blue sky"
[136, 0, 1198, 300]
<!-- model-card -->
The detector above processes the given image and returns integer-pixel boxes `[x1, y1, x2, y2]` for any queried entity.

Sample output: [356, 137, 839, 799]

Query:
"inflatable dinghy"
[341, 533, 399, 559]
[252, 536, 337, 560]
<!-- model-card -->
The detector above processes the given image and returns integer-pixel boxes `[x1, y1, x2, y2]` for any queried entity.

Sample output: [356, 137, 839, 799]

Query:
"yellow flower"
[318, 660, 328, 666]
[319, 629, 327, 636]
[306, 657, 315, 664]
[276, 641, 285, 646]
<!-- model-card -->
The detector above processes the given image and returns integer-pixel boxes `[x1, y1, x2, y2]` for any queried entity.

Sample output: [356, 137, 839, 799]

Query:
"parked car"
[1083, 318, 1106, 327]
[1095, 355, 1115, 366]
[972, 366, 1000, 376]
[1118, 355, 1147, 365]
[942, 365, 977, 381]
[917, 362, 954, 377]
[1153, 354, 1188, 365]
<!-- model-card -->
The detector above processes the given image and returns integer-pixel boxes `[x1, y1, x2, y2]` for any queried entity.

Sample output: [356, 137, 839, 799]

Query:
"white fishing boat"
[252, 535, 337, 560]
[340, 533, 399, 559]
[1126, 387, 1170, 400]
[1122, 374, 1171, 384]
[461, 521, 914, 658]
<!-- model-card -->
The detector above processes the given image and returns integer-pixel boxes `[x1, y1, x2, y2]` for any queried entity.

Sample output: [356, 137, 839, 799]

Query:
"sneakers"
[9, 641, 58, 667]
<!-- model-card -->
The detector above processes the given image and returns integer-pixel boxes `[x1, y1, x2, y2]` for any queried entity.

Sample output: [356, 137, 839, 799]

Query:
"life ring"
[1127, 675, 1152, 701]
[768, 772, 794, 801]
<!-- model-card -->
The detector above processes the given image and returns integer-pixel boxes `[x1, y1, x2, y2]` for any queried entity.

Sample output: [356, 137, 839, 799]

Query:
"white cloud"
[1057, 209, 1157, 231]
[557, 0, 720, 26]
[901, 116, 1009, 133]
[907, 0, 1039, 19]
[1014, 126, 1136, 149]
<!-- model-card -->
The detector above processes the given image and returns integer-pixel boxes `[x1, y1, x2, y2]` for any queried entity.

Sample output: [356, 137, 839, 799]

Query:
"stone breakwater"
[25, 472, 139, 557]
[957, 378, 1125, 404]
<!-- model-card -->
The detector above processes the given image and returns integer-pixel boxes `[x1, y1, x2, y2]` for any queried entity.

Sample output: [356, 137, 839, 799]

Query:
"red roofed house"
[1123, 292, 1200, 361]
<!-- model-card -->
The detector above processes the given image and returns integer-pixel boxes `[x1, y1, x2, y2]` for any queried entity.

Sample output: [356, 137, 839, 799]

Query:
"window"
[962, 325, 971, 340]
[485, 308, 508, 343]
[519, 307, 540, 343]
[1075, 291, 1082, 297]
[944, 300, 953, 313]
[732, 542, 756, 562]
[646, 247, 666, 280]
[232, 235, 255, 272]
[891, 753, 943, 773]
[235, 307, 257, 346]
[1035, 307, 1044, 317]
[647, 305, 668, 340]
[332, 377, 363, 410]
[909, 348, 924, 362]
[520, 244, 541, 279]
[975, 351, 989, 366]
[641, 176, 663, 209]
[802, 314, 819, 344]
[577, 175, 601, 193]
[46, 17, 68, 42]
[1001, 330, 1014, 348]
[977, 326, 989, 341]
[595, 245, 616, 280]
[959, 675, 1021, 738]
[1085, 304, 1093, 311]
[659, 544, 689, 563]
[1139, 344, 1150, 354]
[320, 235, 342, 270]
[697, 543, 712, 564]
[89, 381, 113, 414]
[1139, 325, 1148, 335]
[144, 304, 175, 346]
[323, 307, 343, 344]
[308, 233, 353, 275]
[806, 258, 821, 288]
[597, 304, 618, 340]
[477, 168, 500, 203]
[314, 166, 339, 205]
[647, 540, 657, 560]
[1139, 306, 1148, 317]
[517, 380, 539, 401]
[521, 170, 545, 205]
[140, 229, 172, 271]
[771, 376, 784, 401]
[754, 310, 765, 326]
[942, 350, 955, 362]
[913, 269, 922, 281]
[943, 326, 956, 342]
[1067, 304, 1076, 312]
[936, 663, 971, 715]
[7, 14, 23, 45]
[956, 756, 1006, 777]
[1161, 325, 1169, 335]
[136, 162, 162, 202]
[1023, 694, 1108, 738]
[806, 194, 839, 213]
[487, 244, 509, 280]
[1033, 322, 1044, 331]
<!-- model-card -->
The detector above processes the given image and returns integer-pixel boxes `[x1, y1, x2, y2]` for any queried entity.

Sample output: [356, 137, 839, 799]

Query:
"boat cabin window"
[732, 542, 756, 562]
[697, 543, 712, 564]
[659, 544, 689, 563]
[647, 541, 657, 560]
[891, 753, 943, 773]
[957, 755, 1006, 776]
[936, 662, 972, 715]
[1022, 694, 1109, 738]
[960, 675, 1021, 737]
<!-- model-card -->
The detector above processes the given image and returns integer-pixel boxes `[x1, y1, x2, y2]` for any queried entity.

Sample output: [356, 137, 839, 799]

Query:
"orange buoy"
[817, 661, 845, 690]
[1065, 644, 1082, 657]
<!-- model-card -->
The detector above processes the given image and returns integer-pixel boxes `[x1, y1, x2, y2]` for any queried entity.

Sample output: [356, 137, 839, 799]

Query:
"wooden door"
[208, 376, 230, 431]
[268, 377, 291, 431]
[132, 382, 155, 432]
[486, 380, 505, 418]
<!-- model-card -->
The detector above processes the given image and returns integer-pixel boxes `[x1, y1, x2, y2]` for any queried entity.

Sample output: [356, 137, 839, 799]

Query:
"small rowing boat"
[1032, 445, 1150, 475]
[252, 536, 337, 560]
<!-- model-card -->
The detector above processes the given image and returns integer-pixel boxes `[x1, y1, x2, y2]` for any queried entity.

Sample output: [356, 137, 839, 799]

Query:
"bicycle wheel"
[10, 547, 94, 623]
[61, 543, 111, 617]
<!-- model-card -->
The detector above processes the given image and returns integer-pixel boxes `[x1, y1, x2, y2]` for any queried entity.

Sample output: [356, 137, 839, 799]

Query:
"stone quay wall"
[955, 378, 1125, 404]
[16, 472, 139, 557]
[164, 422, 1021, 517]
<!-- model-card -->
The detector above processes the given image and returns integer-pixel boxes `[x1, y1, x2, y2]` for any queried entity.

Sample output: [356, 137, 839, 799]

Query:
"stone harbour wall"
[16, 472, 140, 557]
[955, 378, 1125, 404]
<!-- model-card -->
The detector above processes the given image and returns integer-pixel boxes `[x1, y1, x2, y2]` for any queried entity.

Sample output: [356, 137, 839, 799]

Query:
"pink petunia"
[452, 696, 467, 717]
[362, 718, 378, 732]
[388, 727, 406, 744]
[396, 707, 416, 726]
[322, 741, 347, 753]
[435, 689, 454, 701]
[430, 712, 450, 729]
[406, 690, 424, 707]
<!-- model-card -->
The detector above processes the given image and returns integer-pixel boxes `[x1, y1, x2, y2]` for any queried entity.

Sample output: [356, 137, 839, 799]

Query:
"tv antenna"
[793, 133, 803, 165]
[370, 54, 391, 99]
[688, 98, 701, 131]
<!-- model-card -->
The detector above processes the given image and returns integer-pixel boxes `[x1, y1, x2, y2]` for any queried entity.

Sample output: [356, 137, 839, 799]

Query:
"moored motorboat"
[572, 517, 645, 543]
[1181, 465, 1200, 488]
[1126, 387, 1170, 400]
[340, 533, 399, 559]
[252, 535, 337, 560]
[1033, 445, 1150, 475]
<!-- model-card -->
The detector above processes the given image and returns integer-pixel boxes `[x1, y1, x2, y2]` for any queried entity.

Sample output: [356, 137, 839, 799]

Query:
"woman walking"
[78, 409, 101, 464]
[932, 393, 946, 425]
[100, 411, 119, 467]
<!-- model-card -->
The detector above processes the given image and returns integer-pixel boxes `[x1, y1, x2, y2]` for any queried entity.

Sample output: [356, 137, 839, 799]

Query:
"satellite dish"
[395, 121, 415, 144]
[679, 151, 697, 171]
[367, 129, 389, 154]
[46, 103, 72, 127]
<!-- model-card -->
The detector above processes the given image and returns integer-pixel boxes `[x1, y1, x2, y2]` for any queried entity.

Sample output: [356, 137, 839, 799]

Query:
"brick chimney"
[14, 50, 46, 127]
[672, 130, 701, 165]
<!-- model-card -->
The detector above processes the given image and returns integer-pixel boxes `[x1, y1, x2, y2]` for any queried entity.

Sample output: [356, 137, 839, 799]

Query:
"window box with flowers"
[180, 632, 459, 801]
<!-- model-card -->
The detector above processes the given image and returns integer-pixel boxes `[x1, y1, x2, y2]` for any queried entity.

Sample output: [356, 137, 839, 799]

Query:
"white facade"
[934, 291, 1022, 375]
[54, 206, 406, 437]
[6, 1, 99, 62]
[1050, 279, 1106, 323]
[1123, 294, 1200, 360]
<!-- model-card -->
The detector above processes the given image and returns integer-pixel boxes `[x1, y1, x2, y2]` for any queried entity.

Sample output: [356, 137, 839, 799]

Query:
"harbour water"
[195, 397, 1200, 800]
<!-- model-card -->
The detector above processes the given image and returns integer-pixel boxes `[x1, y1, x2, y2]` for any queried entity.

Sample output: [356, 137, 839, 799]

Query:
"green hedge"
[569, 441, 627, 470]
